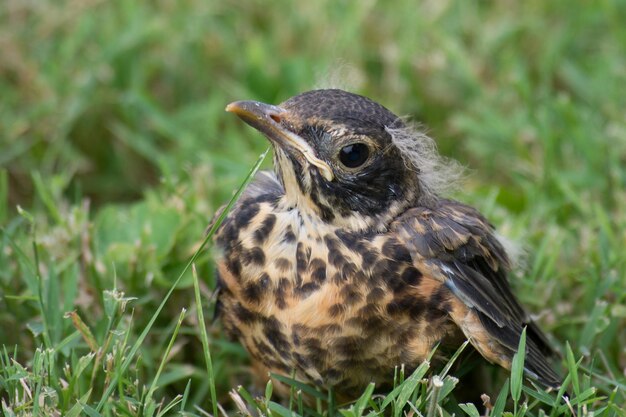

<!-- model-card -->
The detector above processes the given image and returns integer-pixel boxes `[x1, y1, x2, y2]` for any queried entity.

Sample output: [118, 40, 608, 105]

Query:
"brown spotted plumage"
[213, 89, 560, 399]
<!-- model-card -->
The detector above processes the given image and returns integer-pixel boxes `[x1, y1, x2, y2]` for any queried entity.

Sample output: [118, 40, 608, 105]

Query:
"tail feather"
[450, 299, 562, 389]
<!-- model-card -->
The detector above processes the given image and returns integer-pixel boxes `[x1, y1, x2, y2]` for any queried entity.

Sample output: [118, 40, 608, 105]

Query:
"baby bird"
[213, 89, 560, 399]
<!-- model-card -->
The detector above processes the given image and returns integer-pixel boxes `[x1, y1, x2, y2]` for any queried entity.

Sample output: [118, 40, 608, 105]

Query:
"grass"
[1, 0, 625, 415]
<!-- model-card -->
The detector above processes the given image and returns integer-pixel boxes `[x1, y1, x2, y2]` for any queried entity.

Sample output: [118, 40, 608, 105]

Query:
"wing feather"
[393, 199, 560, 388]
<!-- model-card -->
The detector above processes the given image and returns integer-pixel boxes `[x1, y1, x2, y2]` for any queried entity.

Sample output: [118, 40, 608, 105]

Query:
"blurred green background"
[1, 0, 625, 414]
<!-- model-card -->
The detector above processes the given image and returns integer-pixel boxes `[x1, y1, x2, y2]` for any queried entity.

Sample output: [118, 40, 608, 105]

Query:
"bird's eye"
[338, 143, 370, 169]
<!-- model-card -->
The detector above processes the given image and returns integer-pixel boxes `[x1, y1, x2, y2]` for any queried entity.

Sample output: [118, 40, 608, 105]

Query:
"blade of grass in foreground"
[193, 264, 218, 417]
[95, 148, 269, 412]
[510, 327, 527, 409]
[143, 308, 187, 415]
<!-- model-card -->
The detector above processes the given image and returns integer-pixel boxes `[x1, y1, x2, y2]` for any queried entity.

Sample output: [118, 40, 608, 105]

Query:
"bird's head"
[227, 89, 460, 231]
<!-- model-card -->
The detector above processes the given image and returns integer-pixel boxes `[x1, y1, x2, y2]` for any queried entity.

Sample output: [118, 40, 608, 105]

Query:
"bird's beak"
[226, 100, 334, 181]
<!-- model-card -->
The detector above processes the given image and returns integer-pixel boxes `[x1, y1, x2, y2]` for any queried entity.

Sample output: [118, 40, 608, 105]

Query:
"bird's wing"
[391, 199, 560, 388]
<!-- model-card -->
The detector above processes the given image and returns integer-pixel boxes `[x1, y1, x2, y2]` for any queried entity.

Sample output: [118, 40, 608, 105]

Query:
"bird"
[212, 88, 560, 399]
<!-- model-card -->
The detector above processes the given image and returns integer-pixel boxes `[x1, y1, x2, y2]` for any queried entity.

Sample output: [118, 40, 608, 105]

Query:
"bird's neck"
[273, 151, 419, 233]
[276, 189, 414, 234]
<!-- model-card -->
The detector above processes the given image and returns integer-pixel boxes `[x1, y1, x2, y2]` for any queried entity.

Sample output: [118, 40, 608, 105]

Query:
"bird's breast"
[213, 197, 458, 395]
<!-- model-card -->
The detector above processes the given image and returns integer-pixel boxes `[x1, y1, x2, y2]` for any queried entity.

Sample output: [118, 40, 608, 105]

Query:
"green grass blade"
[268, 401, 303, 417]
[492, 378, 509, 417]
[459, 403, 480, 417]
[32, 240, 52, 349]
[143, 308, 186, 415]
[31, 172, 63, 225]
[179, 379, 192, 413]
[270, 373, 326, 401]
[382, 360, 430, 411]
[426, 376, 444, 417]
[65, 389, 94, 417]
[439, 340, 469, 378]
[0, 169, 7, 225]
[578, 301, 609, 356]
[352, 382, 375, 417]
[193, 264, 218, 417]
[511, 327, 527, 404]
[565, 342, 580, 397]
